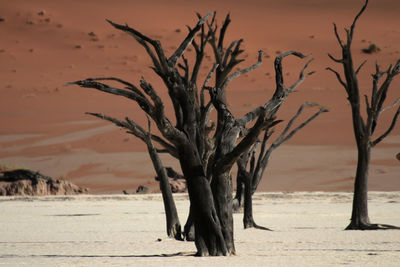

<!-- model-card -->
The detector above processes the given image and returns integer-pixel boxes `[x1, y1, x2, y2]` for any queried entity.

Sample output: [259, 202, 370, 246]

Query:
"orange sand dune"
[1, 0, 399, 193]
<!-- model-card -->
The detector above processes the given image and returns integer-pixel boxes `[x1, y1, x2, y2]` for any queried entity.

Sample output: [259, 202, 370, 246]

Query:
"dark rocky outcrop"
[168, 179, 186, 193]
[136, 185, 149, 194]
[0, 169, 88, 196]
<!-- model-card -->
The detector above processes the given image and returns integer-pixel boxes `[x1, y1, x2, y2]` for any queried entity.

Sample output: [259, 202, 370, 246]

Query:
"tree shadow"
[1, 252, 196, 259]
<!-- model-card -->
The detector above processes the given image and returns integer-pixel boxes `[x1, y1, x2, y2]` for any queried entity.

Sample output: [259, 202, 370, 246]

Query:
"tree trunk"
[184, 205, 195, 241]
[211, 171, 235, 254]
[243, 171, 271, 230]
[233, 171, 244, 212]
[178, 147, 229, 256]
[146, 138, 183, 240]
[346, 142, 371, 230]
[243, 172, 254, 229]
[158, 170, 183, 239]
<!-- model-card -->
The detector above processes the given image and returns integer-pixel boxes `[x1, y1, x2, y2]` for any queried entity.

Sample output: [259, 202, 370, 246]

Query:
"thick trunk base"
[168, 222, 183, 240]
[244, 219, 272, 231]
[183, 209, 195, 241]
[346, 221, 400, 230]
[185, 173, 231, 256]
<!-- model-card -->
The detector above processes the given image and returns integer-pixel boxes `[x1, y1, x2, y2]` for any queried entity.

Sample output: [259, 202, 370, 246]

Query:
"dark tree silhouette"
[235, 102, 328, 229]
[327, 0, 400, 230]
[69, 13, 314, 255]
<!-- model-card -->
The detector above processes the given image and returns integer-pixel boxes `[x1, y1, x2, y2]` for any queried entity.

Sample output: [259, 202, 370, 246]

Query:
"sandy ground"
[1, 0, 399, 193]
[1, 192, 400, 266]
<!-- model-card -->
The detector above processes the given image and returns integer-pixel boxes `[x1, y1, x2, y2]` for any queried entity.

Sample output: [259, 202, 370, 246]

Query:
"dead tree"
[327, 0, 400, 230]
[69, 13, 314, 255]
[236, 102, 328, 229]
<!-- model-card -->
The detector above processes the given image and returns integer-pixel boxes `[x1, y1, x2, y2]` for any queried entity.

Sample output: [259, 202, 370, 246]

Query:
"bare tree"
[235, 102, 328, 229]
[327, 0, 400, 230]
[69, 13, 314, 255]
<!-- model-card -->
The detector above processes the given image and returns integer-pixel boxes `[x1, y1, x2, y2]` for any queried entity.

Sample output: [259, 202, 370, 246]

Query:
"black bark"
[328, 0, 400, 230]
[183, 205, 195, 241]
[144, 121, 183, 240]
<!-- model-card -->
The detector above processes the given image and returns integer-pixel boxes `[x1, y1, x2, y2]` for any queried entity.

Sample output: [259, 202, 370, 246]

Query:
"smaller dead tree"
[85, 112, 183, 239]
[235, 102, 328, 229]
[327, 0, 400, 230]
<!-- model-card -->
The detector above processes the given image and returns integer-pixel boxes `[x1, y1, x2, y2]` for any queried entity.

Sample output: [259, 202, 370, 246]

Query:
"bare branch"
[201, 63, 219, 108]
[328, 53, 344, 63]
[326, 67, 347, 90]
[221, 50, 264, 90]
[288, 58, 315, 91]
[106, 19, 168, 72]
[333, 23, 344, 48]
[275, 103, 328, 146]
[124, 116, 179, 158]
[67, 79, 154, 115]
[168, 12, 212, 67]
[237, 51, 316, 130]
[375, 66, 396, 113]
[349, 0, 369, 39]
[84, 77, 144, 96]
[356, 60, 367, 75]
[372, 106, 400, 147]
[140, 78, 164, 114]
[218, 13, 231, 49]
[274, 51, 311, 93]
[222, 40, 240, 67]
[237, 105, 268, 126]
[208, 20, 223, 68]
[364, 95, 371, 113]
[86, 112, 145, 141]
[379, 97, 400, 115]
[85, 112, 179, 158]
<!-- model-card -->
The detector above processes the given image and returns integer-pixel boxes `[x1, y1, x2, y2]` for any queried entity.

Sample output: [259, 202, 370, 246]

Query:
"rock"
[154, 167, 187, 193]
[136, 185, 149, 194]
[396, 153, 400, 161]
[169, 178, 186, 193]
[0, 169, 88, 196]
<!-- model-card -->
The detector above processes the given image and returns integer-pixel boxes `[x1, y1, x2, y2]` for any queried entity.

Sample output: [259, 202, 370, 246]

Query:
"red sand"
[1, 0, 399, 193]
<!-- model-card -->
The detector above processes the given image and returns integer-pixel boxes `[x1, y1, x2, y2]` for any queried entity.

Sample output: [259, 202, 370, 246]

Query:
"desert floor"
[1, 0, 400, 193]
[1, 192, 400, 266]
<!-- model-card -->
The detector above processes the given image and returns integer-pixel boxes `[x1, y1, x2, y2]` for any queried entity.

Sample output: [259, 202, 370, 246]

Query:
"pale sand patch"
[2, 124, 116, 151]
[0, 192, 399, 266]
[0, 134, 43, 143]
